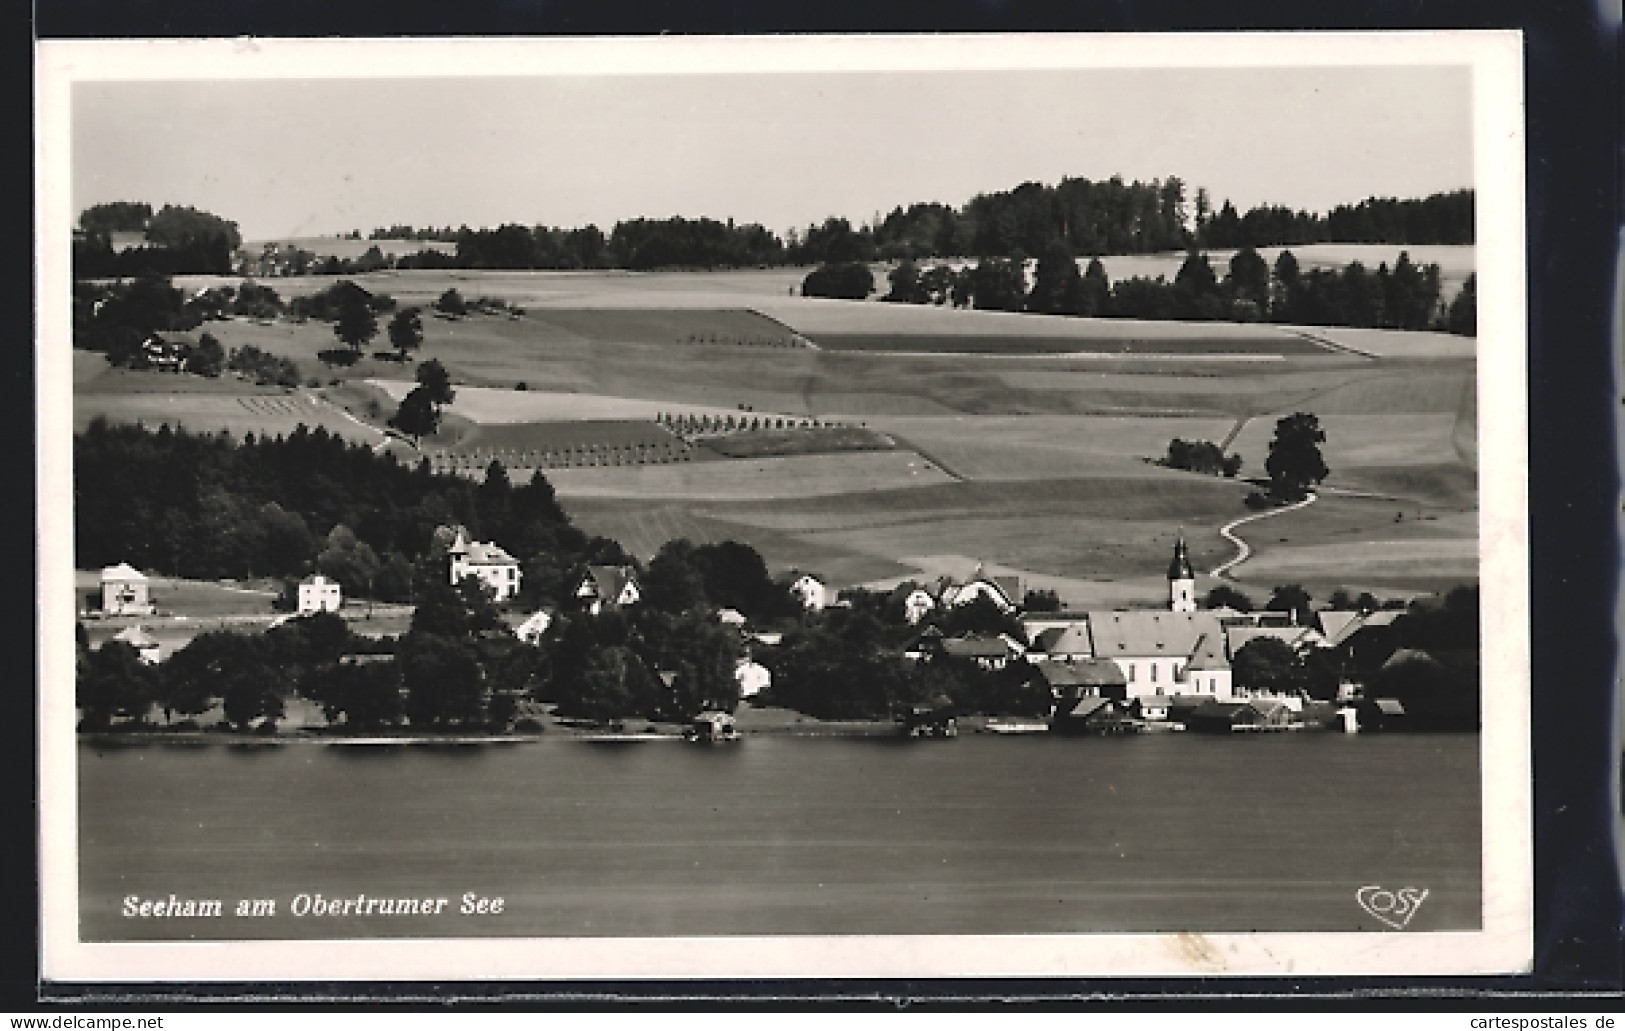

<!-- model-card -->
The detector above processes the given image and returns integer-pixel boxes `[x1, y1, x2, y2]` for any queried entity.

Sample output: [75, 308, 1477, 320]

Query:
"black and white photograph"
[36, 33, 1530, 982]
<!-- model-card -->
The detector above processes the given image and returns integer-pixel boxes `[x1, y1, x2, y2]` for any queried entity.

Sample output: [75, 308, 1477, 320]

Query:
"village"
[79, 522, 1466, 741]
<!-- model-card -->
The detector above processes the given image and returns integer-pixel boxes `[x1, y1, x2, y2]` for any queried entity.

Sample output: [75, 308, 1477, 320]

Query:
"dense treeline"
[1199, 190, 1475, 249]
[328, 184, 1471, 274]
[869, 246, 1473, 335]
[74, 420, 615, 604]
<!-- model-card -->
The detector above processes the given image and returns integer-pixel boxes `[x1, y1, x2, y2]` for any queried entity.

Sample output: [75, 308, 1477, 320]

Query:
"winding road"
[1209, 491, 1318, 580]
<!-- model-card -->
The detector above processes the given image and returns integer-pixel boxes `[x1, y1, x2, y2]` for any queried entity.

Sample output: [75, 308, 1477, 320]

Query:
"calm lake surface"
[79, 733, 1480, 940]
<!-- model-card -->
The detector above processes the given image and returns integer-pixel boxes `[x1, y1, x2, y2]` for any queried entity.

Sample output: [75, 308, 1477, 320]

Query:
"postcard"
[37, 31, 1530, 982]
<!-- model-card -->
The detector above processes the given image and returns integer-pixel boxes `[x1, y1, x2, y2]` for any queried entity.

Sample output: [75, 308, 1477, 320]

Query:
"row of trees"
[848, 246, 1474, 336]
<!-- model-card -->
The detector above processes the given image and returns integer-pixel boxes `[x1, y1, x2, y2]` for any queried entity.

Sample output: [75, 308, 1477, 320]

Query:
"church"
[1020, 534, 1237, 705]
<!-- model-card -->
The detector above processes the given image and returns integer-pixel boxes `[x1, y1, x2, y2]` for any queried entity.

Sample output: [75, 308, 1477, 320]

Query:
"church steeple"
[1168, 531, 1196, 612]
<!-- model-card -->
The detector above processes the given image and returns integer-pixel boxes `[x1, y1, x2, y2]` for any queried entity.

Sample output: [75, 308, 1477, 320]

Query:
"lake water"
[78, 732, 1480, 940]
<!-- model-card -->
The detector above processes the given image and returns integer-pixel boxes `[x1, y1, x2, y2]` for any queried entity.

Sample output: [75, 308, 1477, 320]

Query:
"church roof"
[1086, 610, 1228, 665]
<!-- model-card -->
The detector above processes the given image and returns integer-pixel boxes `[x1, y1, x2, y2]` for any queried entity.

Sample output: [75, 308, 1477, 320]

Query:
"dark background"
[19, 0, 1622, 1009]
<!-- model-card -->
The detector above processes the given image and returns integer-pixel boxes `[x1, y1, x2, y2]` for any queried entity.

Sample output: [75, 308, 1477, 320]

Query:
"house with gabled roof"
[100, 562, 154, 615]
[575, 564, 640, 615]
[1026, 623, 1093, 663]
[941, 572, 1022, 614]
[939, 633, 1025, 670]
[1036, 657, 1127, 702]
[448, 528, 522, 602]
[297, 573, 343, 615]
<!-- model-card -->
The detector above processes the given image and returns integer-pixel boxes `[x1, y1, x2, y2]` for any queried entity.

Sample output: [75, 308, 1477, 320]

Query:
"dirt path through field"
[1210, 491, 1319, 579]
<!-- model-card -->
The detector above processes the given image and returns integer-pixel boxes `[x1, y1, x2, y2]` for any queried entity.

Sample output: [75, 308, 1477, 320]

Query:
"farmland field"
[541, 450, 954, 500]
[74, 386, 388, 444]
[80, 264, 1478, 596]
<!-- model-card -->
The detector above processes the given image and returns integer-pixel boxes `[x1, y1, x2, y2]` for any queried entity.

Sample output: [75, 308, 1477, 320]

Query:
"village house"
[1036, 657, 1128, 703]
[1024, 622, 1093, 663]
[448, 529, 522, 602]
[734, 657, 771, 700]
[1051, 696, 1139, 735]
[296, 573, 343, 615]
[900, 586, 937, 625]
[788, 573, 829, 612]
[715, 608, 748, 629]
[941, 572, 1022, 614]
[100, 562, 154, 615]
[514, 609, 553, 645]
[575, 564, 640, 615]
[938, 633, 1026, 671]
[140, 334, 186, 372]
[112, 625, 162, 665]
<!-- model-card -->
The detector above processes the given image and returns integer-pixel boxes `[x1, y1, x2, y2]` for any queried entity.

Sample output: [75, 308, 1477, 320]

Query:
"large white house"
[100, 562, 153, 615]
[297, 573, 343, 615]
[448, 529, 522, 602]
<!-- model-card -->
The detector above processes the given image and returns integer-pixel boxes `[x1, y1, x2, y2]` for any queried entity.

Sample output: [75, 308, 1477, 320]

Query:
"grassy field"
[807, 332, 1329, 355]
[80, 265, 1478, 596]
[74, 384, 388, 443]
[698, 426, 896, 459]
[541, 450, 955, 500]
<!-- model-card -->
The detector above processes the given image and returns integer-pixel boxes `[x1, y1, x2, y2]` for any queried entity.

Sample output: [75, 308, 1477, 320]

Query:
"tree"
[967, 257, 1027, 312]
[388, 307, 424, 360]
[882, 260, 928, 304]
[1079, 258, 1110, 317]
[1446, 274, 1476, 336]
[1264, 412, 1329, 502]
[801, 261, 874, 300]
[333, 292, 378, 352]
[389, 387, 440, 440]
[186, 332, 225, 377]
[415, 358, 456, 406]
[1226, 246, 1271, 312]
[400, 633, 486, 728]
[1203, 584, 1254, 612]
[1231, 636, 1306, 696]
[643, 538, 708, 613]
[1026, 241, 1086, 315]
[1266, 584, 1315, 626]
[307, 658, 403, 730]
[78, 640, 158, 729]
[435, 288, 468, 316]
